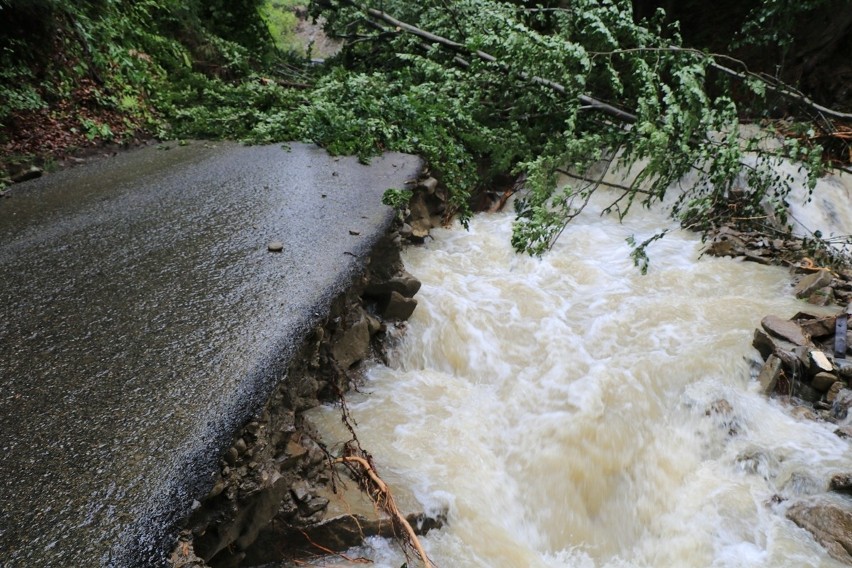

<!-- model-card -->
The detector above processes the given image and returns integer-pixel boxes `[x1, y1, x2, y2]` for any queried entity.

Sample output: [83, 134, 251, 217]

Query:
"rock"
[381, 291, 417, 320]
[291, 480, 312, 504]
[790, 405, 818, 421]
[399, 223, 413, 238]
[761, 315, 810, 346]
[810, 350, 834, 373]
[300, 496, 329, 515]
[753, 329, 799, 368]
[418, 176, 439, 194]
[809, 286, 835, 306]
[11, 165, 43, 183]
[707, 399, 733, 415]
[408, 192, 432, 238]
[795, 313, 838, 339]
[812, 372, 839, 392]
[796, 382, 823, 404]
[331, 314, 371, 368]
[794, 270, 833, 299]
[240, 475, 446, 567]
[757, 355, 783, 395]
[267, 241, 284, 252]
[787, 500, 852, 564]
[833, 389, 852, 421]
[839, 360, 852, 380]
[836, 426, 852, 439]
[828, 381, 846, 403]
[365, 313, 382, 335]
[707, 234, 746, 257]
[365, 270, 421, 298]
[830, 474, 852, 494]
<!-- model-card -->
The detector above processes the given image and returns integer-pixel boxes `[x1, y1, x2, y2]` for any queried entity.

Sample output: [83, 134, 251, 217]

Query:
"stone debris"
[751, 300, 852, 564]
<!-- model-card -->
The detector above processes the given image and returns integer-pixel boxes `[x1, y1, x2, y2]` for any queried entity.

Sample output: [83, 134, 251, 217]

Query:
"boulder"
[418, 176, 439, 194]
[706, 233, 746, 257]
[810, 350, 834, 373]
[795, 313, 838, 339]
[757, 355, 783, 395]
[809, 286, 836, 306]
[796, 382, 823, 404]
[240, 472, 445, 566]
[381, 291, 417, 321]
[365, 270, 422, 298]
[837, 360, 852, 380]
[753, 329, 800, 369]
[787, 499, 852, 564]
[11, 165, 43, 183]
[830, 474, 852, 494]
[761, 315, 810, 346]
[813, 372, 839, 392]
[331, 314, 371, 368]
[828, 381, 847, 403]
[794, 270, 833, 299]
[408, 192, 432, 238]
[833, 389, 852, 421]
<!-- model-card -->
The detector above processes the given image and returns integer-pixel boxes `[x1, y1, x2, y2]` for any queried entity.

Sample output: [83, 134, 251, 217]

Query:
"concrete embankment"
[0, 142, 422, 566]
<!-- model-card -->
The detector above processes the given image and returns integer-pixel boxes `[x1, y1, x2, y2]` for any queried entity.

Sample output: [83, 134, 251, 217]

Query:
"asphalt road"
[0, 142, 421, 566]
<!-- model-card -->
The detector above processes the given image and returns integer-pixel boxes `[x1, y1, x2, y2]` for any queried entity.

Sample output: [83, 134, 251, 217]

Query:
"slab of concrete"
[0, 142, 421, 567]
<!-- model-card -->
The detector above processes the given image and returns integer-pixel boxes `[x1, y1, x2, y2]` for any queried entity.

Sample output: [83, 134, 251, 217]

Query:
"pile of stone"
[753, 308, 852, 429]
[751, 285, 852, 563]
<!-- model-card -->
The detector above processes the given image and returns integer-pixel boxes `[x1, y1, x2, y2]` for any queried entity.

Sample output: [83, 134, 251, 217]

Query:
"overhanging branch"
[321, 0, 639, 124]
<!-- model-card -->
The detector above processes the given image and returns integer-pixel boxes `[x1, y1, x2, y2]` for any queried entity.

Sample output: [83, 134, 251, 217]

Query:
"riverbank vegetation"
[1, 0, 851, 265]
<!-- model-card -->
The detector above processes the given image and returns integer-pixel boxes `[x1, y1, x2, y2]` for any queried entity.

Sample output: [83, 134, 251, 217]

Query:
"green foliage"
[0, 0, 280, 138]
[382, 188, 413, 210]
[260, 0, 302, 53]
[298, 0, 834, 260]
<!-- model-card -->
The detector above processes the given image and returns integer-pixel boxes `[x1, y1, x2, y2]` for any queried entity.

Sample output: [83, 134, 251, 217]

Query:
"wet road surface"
[0, 142, 421, 566]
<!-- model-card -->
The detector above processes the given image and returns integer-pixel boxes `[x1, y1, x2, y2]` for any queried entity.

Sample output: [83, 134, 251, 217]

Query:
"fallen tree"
[303, 0, 850, 266]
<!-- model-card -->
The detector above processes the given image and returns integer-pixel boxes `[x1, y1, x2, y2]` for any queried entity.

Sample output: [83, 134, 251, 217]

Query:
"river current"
[310, 184, 852, 567]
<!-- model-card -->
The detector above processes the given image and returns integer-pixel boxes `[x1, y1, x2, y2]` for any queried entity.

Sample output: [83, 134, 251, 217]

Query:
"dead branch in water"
[334, 455, 434, 568]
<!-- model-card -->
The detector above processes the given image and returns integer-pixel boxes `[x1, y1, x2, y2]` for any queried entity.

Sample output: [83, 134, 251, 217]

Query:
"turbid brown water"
[0, 142, 421, 567]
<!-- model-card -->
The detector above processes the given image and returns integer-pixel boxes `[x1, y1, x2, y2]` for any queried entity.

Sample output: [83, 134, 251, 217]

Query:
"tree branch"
[324, 0, 638, 123]
[590, 46, 852, 121]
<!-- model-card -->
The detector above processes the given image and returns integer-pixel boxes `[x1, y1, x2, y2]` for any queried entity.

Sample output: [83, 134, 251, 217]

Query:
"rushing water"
[309, 184, 852, 567]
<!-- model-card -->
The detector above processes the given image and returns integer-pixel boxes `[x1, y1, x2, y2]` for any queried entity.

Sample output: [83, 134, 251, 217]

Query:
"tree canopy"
[1, 0, 850, 266]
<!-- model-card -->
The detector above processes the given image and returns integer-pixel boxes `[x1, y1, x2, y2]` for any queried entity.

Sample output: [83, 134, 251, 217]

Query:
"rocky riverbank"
[706, 229, 852, 565]
[170, 176, 448, 568]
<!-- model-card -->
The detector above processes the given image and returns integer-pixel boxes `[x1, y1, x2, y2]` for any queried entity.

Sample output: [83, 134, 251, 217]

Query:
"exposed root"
[334, 455, 434, 568]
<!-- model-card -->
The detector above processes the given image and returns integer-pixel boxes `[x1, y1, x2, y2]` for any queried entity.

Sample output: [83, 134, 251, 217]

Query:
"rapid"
[309, 178, 852, 567]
